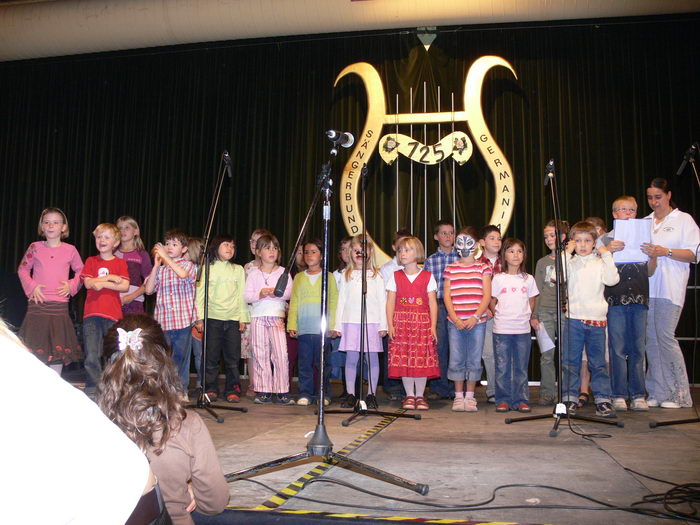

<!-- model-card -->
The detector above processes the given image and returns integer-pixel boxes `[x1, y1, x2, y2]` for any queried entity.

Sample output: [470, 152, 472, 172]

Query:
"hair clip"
[117, 328, 143, 352]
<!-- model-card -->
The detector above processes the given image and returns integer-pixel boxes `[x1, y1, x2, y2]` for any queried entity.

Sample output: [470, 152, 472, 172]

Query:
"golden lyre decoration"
[334, 56, 518, 264]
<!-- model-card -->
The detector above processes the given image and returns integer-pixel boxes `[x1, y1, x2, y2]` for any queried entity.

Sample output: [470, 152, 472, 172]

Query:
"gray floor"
[202, 385, 700, 525]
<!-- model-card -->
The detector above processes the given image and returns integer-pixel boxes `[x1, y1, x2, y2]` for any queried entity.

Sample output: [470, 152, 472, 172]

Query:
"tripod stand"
[226, 138, 428, 496]
[325, 163, 421, 426]
[188, 151, 247, 422]
[505, 159, 622, 435]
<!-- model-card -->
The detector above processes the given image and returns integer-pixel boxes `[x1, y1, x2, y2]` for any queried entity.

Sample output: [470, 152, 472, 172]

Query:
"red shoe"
[402, 396, 416, 409]
[226, 393, 241, 403]
[495, 403, 509, 412]
[415, 397, 429, 410]
[517, 403, 531, 413]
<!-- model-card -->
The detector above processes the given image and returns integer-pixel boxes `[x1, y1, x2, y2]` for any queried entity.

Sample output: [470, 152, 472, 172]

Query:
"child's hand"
[288, 330, 297, 338]
[485, 309, 494, 320]
[239, 322, 247, 332]
[463, 316, 478, 330]
[530, 318, 541, 331]
[378, 330, 387, 338]
[153, 243, 168, 259]
[194, 320, 204, 333]
[56, 280, 70, 297]
[330, 330, 341, 338]
[259, 287, 274, 299]
[453, 318, 466, 330]
[430, 326, 437, 342]
[92, 281, 104, 291]
[597, 244, 609, 255]
[29, 284, 46, 303]
[565, 240, 576, 254]
[387, 326, 395, 339]
[121, 294, 133, 305]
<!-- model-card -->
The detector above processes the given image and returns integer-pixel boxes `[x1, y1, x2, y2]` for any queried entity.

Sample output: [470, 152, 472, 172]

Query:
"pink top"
[244, 266, 292, 317]
[17, 241, 84, 303]
[491, 272, 539, 334]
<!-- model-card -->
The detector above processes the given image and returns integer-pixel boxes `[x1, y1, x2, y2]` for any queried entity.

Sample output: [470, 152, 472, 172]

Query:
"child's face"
[295, 245, 307, 268]
[433, 225, 454, 250]
[397, 244, 417, 266]
[612, 200, 637, 220]
[573, 232, 595, 256]
[351, 242, 367, 268]
[504, 244, 524, 270]
[303, 244, 322, 269]
[339, 242, 351, 265]
[257, 244, 279, 265]
[217, 241, 235, 261]
[95, 229, 119, 255]
[41, 212, 66, 241]
[117, 222, 137, 243]
[479, 231, 502, 256]
[543, 226, 557, 251]
[164, 238, 187, 259]
[249, 233, 262, 256]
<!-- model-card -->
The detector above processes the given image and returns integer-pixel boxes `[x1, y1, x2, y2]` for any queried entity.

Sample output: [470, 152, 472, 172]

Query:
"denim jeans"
[329, 336, 345, 380]
[429, 302, 454, 396]
[607, 304, 647, 400]
[493, 332, 531, 408]
[191, 335, 203, 386]
[83, 316, 115, 388]
[480, 318, 496, 397]
[562, 319, 611, 403]
[165, 327, 193, 392]
[297, 334, 331, 401]
[204, 319, 241, 396]
[447, 321, 486, 381]
[645, 298, 692, 407]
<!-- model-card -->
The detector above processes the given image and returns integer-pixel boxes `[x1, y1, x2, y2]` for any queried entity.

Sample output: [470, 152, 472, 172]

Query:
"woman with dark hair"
[98, 314, 230, 525]
[640, 178, 700, 408]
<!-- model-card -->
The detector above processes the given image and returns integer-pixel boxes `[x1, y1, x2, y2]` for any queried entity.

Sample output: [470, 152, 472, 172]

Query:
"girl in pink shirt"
[17, 207, 84, 373]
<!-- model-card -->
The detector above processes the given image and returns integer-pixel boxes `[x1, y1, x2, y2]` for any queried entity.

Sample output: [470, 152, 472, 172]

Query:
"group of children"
[15, 189, 691, 417]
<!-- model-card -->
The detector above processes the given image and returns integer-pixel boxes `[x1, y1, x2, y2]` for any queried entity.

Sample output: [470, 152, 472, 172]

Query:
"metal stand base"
[187, 389, 248, 424]
[506, 402, 624, 437]
[326, 401, 421, 426]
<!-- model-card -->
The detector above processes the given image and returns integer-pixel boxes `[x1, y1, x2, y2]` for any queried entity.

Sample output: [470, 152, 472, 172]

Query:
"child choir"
[15, 177, 699, 414]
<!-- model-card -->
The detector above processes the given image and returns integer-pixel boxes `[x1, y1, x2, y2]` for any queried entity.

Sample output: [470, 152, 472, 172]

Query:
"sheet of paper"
[612, 218, 651, 263]
[535, 324, 555, 353]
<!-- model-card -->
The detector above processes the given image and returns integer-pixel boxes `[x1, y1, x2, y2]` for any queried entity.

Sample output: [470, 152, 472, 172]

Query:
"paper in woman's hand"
[612, 218, 651, 263]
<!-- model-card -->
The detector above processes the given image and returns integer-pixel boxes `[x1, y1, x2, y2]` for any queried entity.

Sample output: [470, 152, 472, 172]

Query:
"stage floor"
[196, 383, 700, 525]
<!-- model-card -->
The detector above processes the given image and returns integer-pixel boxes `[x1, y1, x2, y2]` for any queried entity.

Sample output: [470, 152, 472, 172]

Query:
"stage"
[186, 381, 700, 525]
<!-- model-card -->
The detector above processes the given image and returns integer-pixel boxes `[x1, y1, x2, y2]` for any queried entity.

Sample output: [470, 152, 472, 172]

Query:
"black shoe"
[274, 393, 296, 405]
[341, 394, 357, 408]
[254, 393, 272, 404]
[366, 394, 379, 410]
[564, 401, 577, 416]
[595, 402, 617, 418]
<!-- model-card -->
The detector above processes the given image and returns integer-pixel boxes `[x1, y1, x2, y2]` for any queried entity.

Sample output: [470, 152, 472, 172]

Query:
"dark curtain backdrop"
[1, 15, 698, 376]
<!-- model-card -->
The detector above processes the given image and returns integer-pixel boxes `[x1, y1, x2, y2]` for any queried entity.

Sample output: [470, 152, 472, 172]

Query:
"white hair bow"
[117, 327, 143, 352]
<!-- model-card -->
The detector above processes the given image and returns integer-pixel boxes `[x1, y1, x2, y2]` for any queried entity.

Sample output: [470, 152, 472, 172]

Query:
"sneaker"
[341, 394, 356, 408]
[487, 395, 496, 404]
[517, 403, 531, 413]
[322, 397, 330, 406]
[464, 397, 478, 412]
[225, 393, 241, 403]
[660, 400, 681, 409]
[631, 398, 649, 411]
[595, 402, 617, 418]
[565, 401, 577, 416]
[646, 398, 659, 408]
[452, 397, 466, 412]
[297, 396, 311, 406]
[402, 396, 416, 410]
[254, 393, 272, 404]
[612, 397, 628, 411]
[275, 393, 295, 405]
[495, 403, 509, 412]
[366, 394, 379, 410]
[415, 397, 429, 410]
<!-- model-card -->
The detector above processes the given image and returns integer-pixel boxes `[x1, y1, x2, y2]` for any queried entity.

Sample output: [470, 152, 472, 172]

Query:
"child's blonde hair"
[570, 221, 598, 242]
[37, 207, 69, 239]
[584, 216, 606, 233]
[93, 223, 121, 242]
[345, 235, 380, 281]
[396, 236, 425, 263]
[116, 216, 145, 250]
[186, 237, 205, 263]
[611, 196, 637, 212]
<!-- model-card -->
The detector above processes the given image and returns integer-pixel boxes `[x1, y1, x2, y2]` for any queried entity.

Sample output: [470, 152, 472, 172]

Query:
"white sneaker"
[452, 397, 466, 412]
[646, 398, 659, 407]
[660, 400, 681, 409]
[464, 397, 478, 412]
[631, 398, 649, 411]
[612, 397, 628, 411]
[297, 397, 311, 406]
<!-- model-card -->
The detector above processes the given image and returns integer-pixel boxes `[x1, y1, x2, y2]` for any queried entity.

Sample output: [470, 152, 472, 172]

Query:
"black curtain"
[1, 15, 698, 376]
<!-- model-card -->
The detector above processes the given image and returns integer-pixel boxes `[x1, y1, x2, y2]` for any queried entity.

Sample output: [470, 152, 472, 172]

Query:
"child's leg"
[538, 310, 557, 400]
[580, 354, 591, 395]
[82, 316, 113, 390]
[267, 318, 290, 394]
[465, 323, 486, 394]
[414, 377, 427, 398]
[447, 323, 468, 394]
[204, 319, 224, 394]
[297, 334, 316, 400]
[222, 321, 242, 395]
[585, 325, 612, 404]
[191, 335, 203, 386]
[401, 377, 416, 397]
[562, 319, 585, 403]
[493, 333, 511, 406]
[513, 333, 532, 406]
[607, 305, 628, 399]
[167, 327, 193, 392]
[286, 333, 298, 393]
[251, 318, 273, 393]
[627, 304, 648, 401]
[480, 318, 496, 399]
[344, 351, 360, 395]
[367, 352, 380, 395]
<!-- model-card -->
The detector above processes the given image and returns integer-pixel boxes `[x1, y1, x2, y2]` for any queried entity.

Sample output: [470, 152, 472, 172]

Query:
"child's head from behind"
[543, 219, 569, 251]
[500, 237, 528, 274]
[612, 196, 638, 220]
[164, 229, 189, 259]
[303, 239, 323, 270]
[255, 234, 281, 265]
[433, 220, 455, 250]
[391, 229, 412, 252]
[250, 228, 272, 257]
[116, 216, 144, 250]
[38, 207, 69, 240]
[478, 225, 502, 256]
[570, 221, 597, 256]
[584, 216, 606, 238]
[455, 226, 479, 259]
[396, 236, 425, 266]
[209, 234, 236, 262]
[98, 314, 185, 455]
[93, 223, 120, 254]
[185, 237, 204, 263]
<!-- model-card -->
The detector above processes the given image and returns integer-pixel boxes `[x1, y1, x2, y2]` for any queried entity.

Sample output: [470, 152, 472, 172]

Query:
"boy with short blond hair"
[477, 224, 502, 403]
[145, 229, 197, 391]
[81, 223, 130, 394]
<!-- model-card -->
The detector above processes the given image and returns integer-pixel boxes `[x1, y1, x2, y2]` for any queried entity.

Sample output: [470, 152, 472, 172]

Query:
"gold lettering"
[366, 130, 374, 138]
[345, 182, 352, 190]
[361, 140, 369, 149]
[351, 226, 359, 234]
[502, 185, 510, 193]
[501, 198, 510, 206]
[480, 134, 488, 142]
[345, 194, 351, 200]
[499, 171, 510, 180]
[487, 146, 495, 155]
[346, 204, 354, 213]
[351, 161, 359, 169]
[494, 159, 503, 167]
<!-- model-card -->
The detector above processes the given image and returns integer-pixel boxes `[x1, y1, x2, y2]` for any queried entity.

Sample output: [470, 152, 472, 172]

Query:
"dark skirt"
[19, 301, 82, 365]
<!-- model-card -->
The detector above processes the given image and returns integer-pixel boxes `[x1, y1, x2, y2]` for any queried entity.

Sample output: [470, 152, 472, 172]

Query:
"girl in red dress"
[386, 236, 440, 410]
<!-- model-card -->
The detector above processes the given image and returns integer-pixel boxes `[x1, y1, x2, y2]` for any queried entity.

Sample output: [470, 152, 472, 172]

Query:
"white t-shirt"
[385, 269, 437, 293]
[380, 256, 404, 284]
[491, 272, 539, 334]
[2, 328, 150, 525]
[305, 270, 321, 285]
[647, 209, 700, 308]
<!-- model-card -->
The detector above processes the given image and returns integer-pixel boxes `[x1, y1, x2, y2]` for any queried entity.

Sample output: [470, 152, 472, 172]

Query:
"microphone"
[273, 271, 290, 298]
[326, 130, 355, 148]
[222, 150, 233, 178]
[676, 142, 698, 176]
[544, 159, 555, 186]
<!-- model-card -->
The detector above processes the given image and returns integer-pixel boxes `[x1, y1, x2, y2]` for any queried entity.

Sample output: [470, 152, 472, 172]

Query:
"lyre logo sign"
[335, 56, 517, 263]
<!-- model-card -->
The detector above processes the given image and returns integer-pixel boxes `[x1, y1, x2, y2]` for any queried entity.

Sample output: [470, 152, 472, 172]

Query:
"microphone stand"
[187, 151, 247, 422]
[324, 163, 421, 426]
[225, 141, 428, 497]
[504, 160, 622, 435]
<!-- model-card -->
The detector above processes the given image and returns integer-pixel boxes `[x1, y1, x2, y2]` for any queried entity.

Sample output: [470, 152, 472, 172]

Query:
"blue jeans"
[83, 316, 115, 388]
[297, 334, 331, 401]
[447, 321, 486, 381]
[481, 318, 496, 397]
[329, 336, 345, 380]
[607, 304, 647, 400]
[191, 335, 203, 386]
[429, 302, 454, 396]
[562, 319, 611, 403]
[166, 327, 193, 392]
[494, 332, 531, 408]
[382, 334, 404, 396]
[204, 320, 241, 396]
